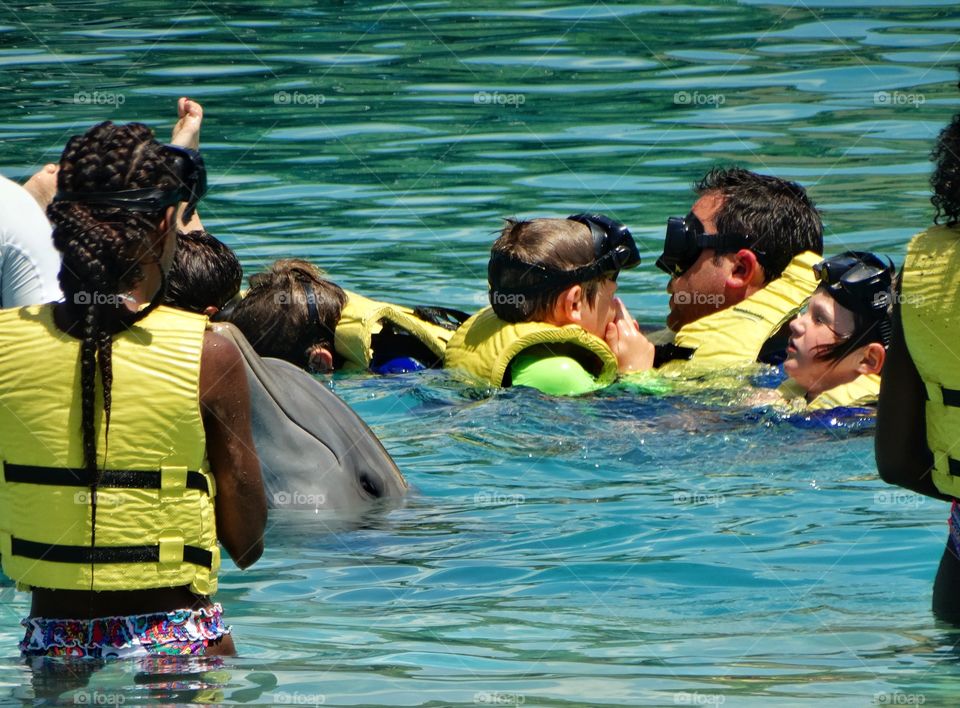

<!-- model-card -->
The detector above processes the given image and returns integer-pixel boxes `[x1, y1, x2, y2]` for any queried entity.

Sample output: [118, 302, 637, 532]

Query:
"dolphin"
[212, 322, 409, 511]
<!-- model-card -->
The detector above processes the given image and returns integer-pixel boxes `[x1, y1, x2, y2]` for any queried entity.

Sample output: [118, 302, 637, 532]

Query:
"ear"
[546, 284, 583, 326]
[726, 249, 763, 290]
[307, 344, 335, 373]
[158, 205, 177, 237]
[203, 305, 219, 317]
[856, 342, 886, 376]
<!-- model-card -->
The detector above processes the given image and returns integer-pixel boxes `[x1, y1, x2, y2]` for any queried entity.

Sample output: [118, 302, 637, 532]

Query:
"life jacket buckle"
[158, 532, 185, 564]
[160, 466, 188, 498]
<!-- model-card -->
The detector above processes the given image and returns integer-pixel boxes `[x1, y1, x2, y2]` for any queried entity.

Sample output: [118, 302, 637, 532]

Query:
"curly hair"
[931, 112, 960, 225]
[46, 121, 179, 586]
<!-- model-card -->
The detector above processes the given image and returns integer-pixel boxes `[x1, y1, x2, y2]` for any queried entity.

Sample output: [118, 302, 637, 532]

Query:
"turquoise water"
[1, 0, 959, 705]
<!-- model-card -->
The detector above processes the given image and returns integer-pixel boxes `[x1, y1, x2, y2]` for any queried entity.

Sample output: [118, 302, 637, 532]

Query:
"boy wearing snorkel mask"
[444, 215, 654, 396]
[653, 168, 824, 372]
[763, 251, 894, 410]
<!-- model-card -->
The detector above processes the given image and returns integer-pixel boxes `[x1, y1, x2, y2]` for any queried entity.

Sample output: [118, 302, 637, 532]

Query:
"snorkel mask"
[488, 213, 641, 295]
[54, 144, 208, 223]
[812, 251, 895, 348]
[656, 212, 762, 278]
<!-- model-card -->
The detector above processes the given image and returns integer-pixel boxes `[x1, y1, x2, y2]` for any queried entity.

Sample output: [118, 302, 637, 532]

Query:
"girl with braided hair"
[0, 118, 266, 658]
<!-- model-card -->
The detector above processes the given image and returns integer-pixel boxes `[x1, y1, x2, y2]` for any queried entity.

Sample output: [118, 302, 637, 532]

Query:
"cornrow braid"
[47, 121, 179, 590]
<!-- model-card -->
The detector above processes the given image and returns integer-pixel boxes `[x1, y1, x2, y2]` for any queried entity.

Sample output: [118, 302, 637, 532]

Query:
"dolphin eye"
[359, 471, 382, 498]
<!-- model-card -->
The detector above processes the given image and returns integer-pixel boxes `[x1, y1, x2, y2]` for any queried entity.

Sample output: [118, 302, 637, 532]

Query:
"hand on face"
[604, 297, 654, 374]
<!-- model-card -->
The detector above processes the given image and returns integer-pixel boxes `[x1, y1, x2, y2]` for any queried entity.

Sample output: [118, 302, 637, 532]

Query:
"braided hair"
[47, 121, 180, 587]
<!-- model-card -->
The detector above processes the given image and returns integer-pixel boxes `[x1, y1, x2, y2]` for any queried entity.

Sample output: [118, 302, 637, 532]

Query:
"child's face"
[578, 278, 619, 339]
[784, 289, 863, 396]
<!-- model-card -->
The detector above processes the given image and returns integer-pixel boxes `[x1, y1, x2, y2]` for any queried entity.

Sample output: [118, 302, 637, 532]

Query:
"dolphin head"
[211, 322, 408, 512]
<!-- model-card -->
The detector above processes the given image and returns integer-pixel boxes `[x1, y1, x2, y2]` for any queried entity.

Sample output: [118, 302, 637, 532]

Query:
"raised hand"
[605, 297, 654, 374]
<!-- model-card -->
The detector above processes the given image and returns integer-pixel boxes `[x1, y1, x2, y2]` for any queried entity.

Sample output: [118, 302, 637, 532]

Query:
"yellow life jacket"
[901, 224, 960, 498]
[660, 251, 821, 375]
[444, 307, 619, 387]
[0, 304, 219, 594]
[776, 373, 881, 411]
[335, 290, 454, 370]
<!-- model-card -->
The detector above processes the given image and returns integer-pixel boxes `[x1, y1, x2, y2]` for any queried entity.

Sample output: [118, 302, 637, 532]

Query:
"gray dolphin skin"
[212, 322, 409, 511]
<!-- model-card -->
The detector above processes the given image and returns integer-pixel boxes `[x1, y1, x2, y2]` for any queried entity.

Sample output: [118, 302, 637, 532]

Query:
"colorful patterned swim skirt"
[19, 603, 229, 659]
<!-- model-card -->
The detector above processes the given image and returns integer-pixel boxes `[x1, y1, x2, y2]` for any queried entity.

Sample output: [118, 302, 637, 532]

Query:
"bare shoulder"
[200, 329, 247, 406]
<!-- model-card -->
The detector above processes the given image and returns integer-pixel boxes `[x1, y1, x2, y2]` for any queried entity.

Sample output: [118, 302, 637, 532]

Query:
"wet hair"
[164, 229, 242, 314]
[46, 121, 180, 586]
[696, 167, 823, 281]
[489, 218, 607, 323]
[811, 285, 888, 364]
[222, 259, 346, 370]
[931, 107, 960, 225]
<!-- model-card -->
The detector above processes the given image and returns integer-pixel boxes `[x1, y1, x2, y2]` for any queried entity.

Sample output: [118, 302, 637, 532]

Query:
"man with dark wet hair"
[653, 166, 824, 371]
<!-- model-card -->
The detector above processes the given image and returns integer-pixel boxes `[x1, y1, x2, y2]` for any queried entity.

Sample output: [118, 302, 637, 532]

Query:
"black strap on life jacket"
[653, 343, 696, 369]
[2, 463, 210, 496]
[10, 538, 213, 568]
[941, 387, 960, 408]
